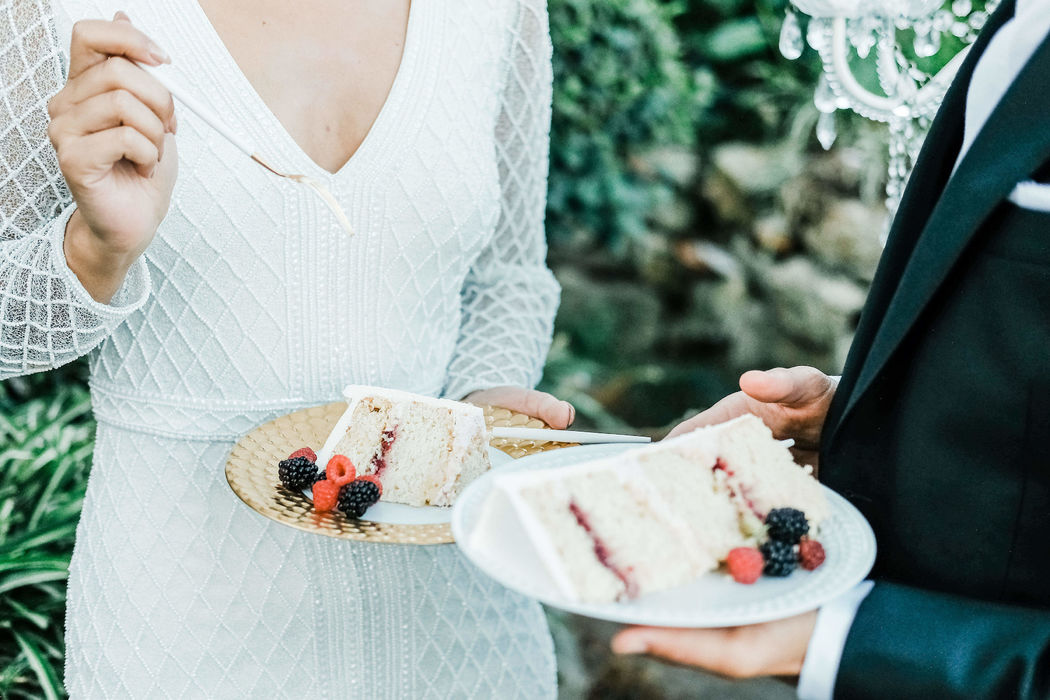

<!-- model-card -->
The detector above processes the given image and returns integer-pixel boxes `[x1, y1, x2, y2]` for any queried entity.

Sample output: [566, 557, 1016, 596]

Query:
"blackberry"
[765, 508, 809, 544]
[338, 480, 381, 519]
[760, 539, 798, 577]
[314, 468, 328, 483]
[278, 456, 318, 490]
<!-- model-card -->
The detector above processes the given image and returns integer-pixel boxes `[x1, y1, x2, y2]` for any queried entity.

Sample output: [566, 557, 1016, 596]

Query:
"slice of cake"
[316, 386, 490, 507]
[471, 414, 828, 603]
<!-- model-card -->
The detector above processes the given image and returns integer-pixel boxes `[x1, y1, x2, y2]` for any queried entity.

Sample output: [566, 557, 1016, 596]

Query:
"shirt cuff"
[797, 580, 875, 700]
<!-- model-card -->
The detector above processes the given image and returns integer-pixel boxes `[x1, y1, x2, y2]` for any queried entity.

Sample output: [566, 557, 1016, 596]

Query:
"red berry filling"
[568, 500, 638, 599]
[712, 458, 764, 520]
[369, 427, 398, 477]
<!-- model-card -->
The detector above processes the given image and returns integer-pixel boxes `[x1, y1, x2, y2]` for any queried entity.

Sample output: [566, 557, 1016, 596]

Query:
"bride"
[1, 0, 571, 696]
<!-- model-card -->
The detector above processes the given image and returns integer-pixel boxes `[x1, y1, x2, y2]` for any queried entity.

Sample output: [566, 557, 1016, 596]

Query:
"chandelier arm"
[826, 17, 972, 119]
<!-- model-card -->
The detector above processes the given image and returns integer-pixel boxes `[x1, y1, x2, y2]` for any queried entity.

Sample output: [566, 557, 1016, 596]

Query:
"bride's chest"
[53, 0, 514, 256]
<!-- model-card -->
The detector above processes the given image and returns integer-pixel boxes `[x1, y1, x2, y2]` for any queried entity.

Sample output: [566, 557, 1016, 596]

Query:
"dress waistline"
[89, 382, 340, 441]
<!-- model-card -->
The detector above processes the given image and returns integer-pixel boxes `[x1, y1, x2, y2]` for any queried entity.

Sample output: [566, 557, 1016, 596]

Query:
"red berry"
[799, 538, 826, 571]
[289, 447, 317, 462]
[312, 480, 341, 512]
[356, 474, 383, 497]
[727, 547, 764, 584]
[326, 455, 356, 486]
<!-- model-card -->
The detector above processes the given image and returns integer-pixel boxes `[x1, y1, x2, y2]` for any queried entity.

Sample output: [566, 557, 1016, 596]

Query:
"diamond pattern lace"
[2, 0, 558, 696]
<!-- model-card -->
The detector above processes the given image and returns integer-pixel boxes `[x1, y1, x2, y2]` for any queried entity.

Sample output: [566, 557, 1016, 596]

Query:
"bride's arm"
[444, 0, 561, 406]
[0, 8, 172, 380]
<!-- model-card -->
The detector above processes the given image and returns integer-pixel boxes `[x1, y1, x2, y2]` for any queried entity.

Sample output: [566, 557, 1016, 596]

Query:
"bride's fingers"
[466, 387, 575, 429]
[67, 16, 170, 80]
[55, 57, 175, 133]
[55, 90, 168, 161]
[516, 390, 574, 429]
[64, 127, 160, 179]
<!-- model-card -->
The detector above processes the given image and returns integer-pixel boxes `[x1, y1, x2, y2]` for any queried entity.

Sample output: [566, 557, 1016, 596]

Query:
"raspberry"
[338, 479, 382, 519]
[325, 455, 356, 486]
[760, 539, 798, 577]
[288, 447, 317, 462]
[356, 474, 383, 497]
[799, 538, 826, 571]
[278, 456, 317, 491]
[312, 480, 341, 512]
[765, 508, 809, 544]
[726, 547, 764, 584]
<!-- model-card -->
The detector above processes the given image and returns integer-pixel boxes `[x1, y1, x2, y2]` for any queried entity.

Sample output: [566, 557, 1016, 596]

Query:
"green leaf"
[12, 630, 61, 700]
[0, 524, 77, 557]
[0, 569, 68, 596]
[5, 599, 50, 630]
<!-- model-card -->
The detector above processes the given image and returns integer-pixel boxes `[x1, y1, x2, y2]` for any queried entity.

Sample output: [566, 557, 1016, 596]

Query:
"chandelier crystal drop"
[781, 0, 1000, 216]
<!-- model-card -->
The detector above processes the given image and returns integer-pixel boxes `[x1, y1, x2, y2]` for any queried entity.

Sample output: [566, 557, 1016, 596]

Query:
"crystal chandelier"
[780, 0, 1000, 215]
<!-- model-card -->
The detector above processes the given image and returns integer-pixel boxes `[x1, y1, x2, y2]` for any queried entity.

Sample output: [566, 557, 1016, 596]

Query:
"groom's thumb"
[739, 367, 830, 406]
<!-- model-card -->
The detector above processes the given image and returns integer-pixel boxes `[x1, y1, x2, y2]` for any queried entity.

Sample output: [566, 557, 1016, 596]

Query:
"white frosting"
[475, 476, 580, 600]
[315, 395, 362, 468]
[436, 410, 487, 502]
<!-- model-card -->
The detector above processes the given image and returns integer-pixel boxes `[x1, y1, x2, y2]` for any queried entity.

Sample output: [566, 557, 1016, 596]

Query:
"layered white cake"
[317, 386, 491, 507]
[472, 414, 828, 602]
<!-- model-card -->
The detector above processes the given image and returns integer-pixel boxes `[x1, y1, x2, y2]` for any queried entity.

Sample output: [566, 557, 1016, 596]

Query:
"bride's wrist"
[63, 210, 140, 304]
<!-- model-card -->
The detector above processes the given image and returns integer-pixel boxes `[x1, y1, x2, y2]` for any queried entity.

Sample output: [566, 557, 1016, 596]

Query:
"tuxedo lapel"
[828, 2, 1050, 439]
[828, 1, 1014, 435]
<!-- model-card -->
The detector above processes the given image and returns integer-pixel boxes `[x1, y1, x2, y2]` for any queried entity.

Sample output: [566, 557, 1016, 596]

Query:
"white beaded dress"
[0, 0, 560, 696]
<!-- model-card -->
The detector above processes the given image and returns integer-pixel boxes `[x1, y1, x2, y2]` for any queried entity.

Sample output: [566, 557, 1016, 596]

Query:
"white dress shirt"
[798, 5, 1050, 697]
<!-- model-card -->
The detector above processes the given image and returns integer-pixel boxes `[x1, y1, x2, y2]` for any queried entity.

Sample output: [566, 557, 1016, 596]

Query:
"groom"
[612, 0, 1050, 696]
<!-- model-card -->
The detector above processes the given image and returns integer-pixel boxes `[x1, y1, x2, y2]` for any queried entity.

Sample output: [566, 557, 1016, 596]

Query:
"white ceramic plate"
[451, 444, 877, 627]
[304, 446, 514, 525]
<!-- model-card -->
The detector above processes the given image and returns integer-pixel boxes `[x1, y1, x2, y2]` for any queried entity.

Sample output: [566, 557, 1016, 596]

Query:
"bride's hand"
[463, 387, 575, 430]
[47, 11, 177, 302]
[668, 367, 837, 468]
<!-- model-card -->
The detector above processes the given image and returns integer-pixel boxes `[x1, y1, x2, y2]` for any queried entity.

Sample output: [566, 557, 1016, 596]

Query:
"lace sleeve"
[443, 0, 560, 400]
[0, 0, 150, 380]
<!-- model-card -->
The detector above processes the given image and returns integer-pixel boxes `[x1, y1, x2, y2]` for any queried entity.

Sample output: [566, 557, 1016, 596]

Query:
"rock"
[553, 267, 661, 365]
[635, 145, 700, 187]
[760, 256, 867, 347]
[778, 175, 829, 231]
[701, 171, 753, 226]
[711, 142, 802, 196]
[681, 269, 749, 344]
[803, 198, 886, 281]
[650, 196, 692, 233]
[753, 213, 794, 255]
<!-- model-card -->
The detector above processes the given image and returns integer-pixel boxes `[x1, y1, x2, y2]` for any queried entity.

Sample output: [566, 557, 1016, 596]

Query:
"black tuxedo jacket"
[820, 1, 1050, 697]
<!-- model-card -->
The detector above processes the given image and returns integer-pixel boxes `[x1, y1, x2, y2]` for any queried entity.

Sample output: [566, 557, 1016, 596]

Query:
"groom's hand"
[668, 367, 836, 468]
[463, 386, 575, 430]
[610, 611, 817, 678]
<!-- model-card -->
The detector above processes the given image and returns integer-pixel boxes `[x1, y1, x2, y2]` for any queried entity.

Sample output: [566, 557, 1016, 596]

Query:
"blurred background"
[0, 0, 969, 696]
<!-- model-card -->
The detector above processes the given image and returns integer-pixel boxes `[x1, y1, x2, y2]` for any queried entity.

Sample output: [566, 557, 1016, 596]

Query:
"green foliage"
[547, 0, 702, 248]
[0, 366, 91, 699]
[677, 0, 821, 144]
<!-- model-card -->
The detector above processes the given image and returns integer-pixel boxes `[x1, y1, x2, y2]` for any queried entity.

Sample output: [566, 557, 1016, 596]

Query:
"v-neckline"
[186, 0, 421, 178]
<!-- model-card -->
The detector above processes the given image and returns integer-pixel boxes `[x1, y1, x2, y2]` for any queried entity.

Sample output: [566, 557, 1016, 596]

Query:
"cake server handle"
[489, 427, 651, 444]
[488, 429, 797, 448]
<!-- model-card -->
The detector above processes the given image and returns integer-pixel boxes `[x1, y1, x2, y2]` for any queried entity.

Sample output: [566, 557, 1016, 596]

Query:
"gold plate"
[225, 402, 576, 545]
